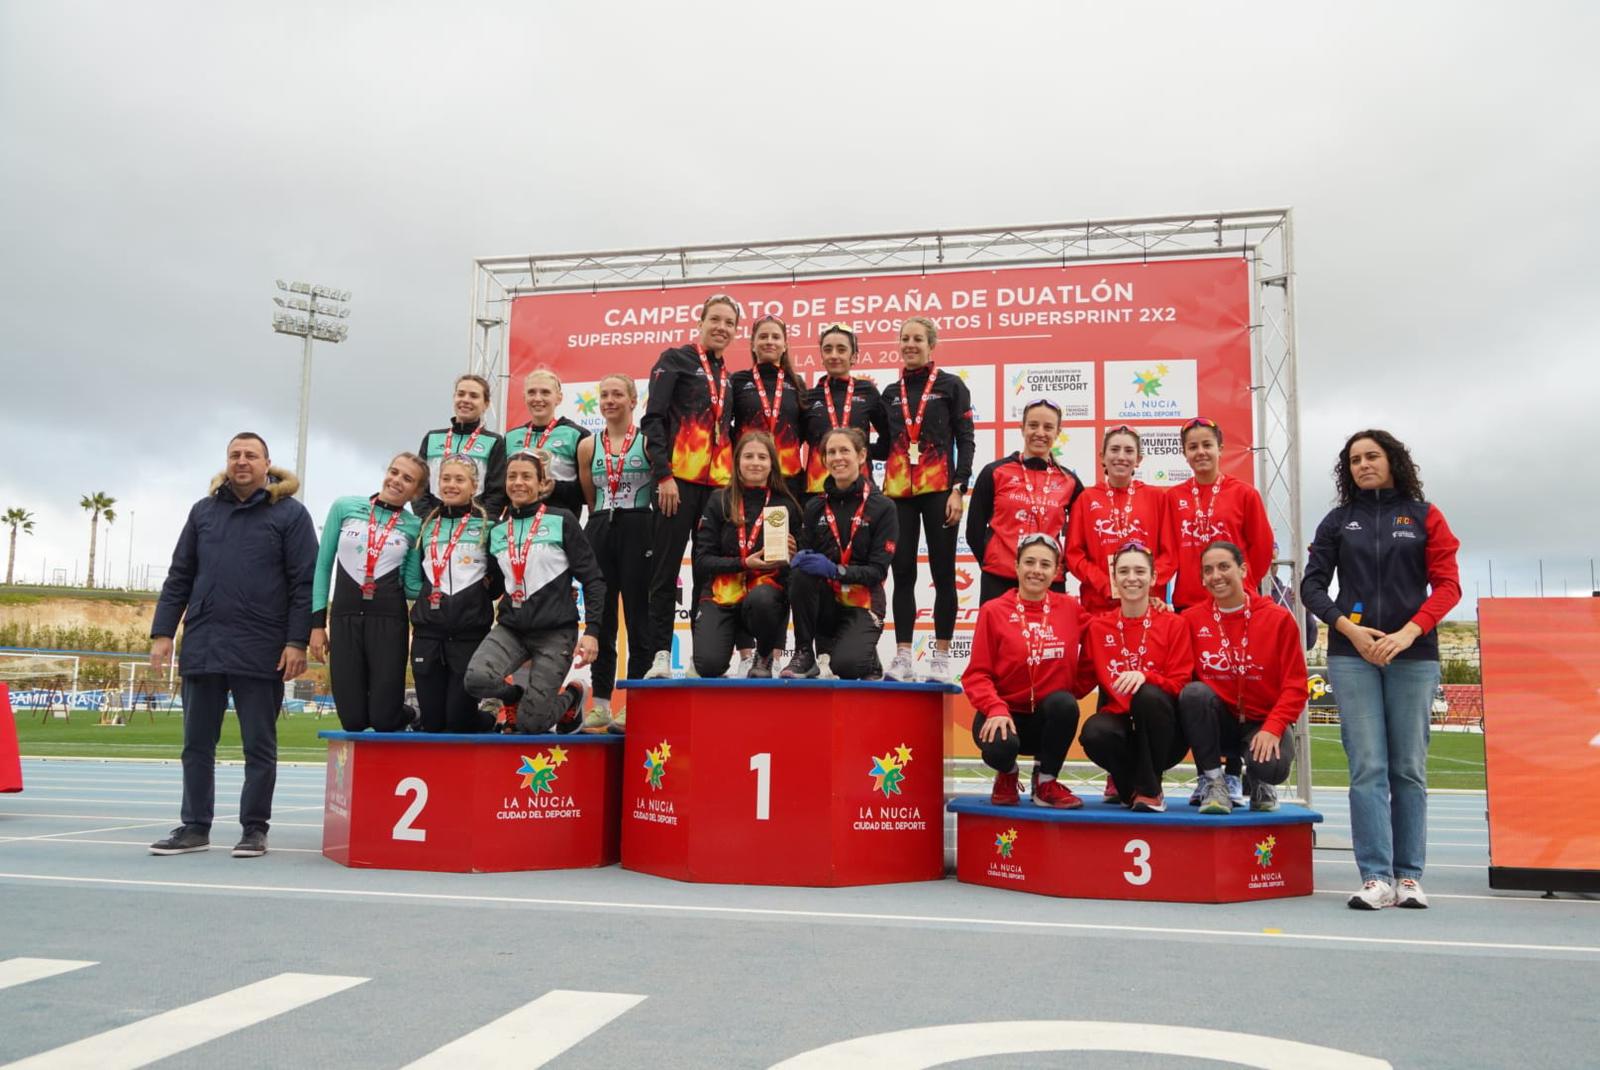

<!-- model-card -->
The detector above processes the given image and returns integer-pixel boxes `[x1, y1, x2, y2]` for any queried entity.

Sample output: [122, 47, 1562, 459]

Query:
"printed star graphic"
[658, 741, 672, 760]
[548, 746, 569, 766]
[895, 744, 914, 765]
[869, 753, 906, 797]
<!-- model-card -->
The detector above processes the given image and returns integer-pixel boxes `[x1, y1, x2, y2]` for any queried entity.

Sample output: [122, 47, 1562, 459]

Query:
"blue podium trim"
[317, 731, 621, 746]
[947, 794, 1322, 828]
[620, 678, 961, 694]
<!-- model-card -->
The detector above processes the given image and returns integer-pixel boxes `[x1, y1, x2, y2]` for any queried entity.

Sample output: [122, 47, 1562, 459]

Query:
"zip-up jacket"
[802, 375, 891, 493]
[1163, 475, 1273, 609]
[486, 502, 606, 637]
[966, 453, 1084, 580]
[311, 495, 423, 627]
[1181, 594, 1308, 737]
[1301, 489, 1461, 661]
[963, 590, 1087, 718]
[642, 343, 734, 487]
[1076, 604, 1194, 714]
[1066, 481, 1173, 613]
[502, 416, 591, 517]
[693, 486, 803, 606]
[881, 365, 976, 498]
[152, 467, 318, 679]
[409, 503, 501, 641]
[799, 476, 898, 615]
[414, 419, 507, 520]
[729, 364, 806, 479]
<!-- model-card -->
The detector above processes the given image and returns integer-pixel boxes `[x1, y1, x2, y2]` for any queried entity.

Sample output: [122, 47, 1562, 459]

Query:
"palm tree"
[3, 508, 34, 586]
[80, 493, 116, 590]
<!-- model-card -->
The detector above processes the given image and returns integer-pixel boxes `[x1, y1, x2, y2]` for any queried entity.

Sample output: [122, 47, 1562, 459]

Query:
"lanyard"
[601, 425, 637, 504]
[443, 423, 482, 458]
[827, 376, 857, 429]
[825, 483, 871, 567]
[1115, 607, 1153, 674]
[524, 420, 558, 453]
[1010, 592, 1053, 706]
[362, 502, 403, 599]
[897, 364, 936, 450]
[505, 504, 548, 607]
[1213, 598, 1253, 710]
[695, 344, 727, 440]
[752, 368, 785, 429]
[426, 513, 472, 608]
[1105, 480, 1138, 541]
[735, 490, 772, 561]
[1189, 476, 1225, 542]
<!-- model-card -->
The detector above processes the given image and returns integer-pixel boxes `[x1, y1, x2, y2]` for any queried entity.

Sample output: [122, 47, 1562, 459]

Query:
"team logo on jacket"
[1394, 515, 1413, 526]
[1345, 520, 1362, 530]
[995, 827, 1019, 858]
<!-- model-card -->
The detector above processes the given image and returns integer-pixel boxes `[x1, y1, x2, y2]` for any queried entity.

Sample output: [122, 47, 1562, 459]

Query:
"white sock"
[1203, 768, 1224, 781]
[1037, 772, 1056, 783]
[592, 697, 611, 713]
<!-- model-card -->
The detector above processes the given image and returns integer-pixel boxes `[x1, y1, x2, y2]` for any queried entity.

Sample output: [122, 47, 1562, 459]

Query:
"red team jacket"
[1163, 475, 1273, 609]
[1180, 595, 1308, 738]
[962, 591, 1086, 717]
[1076, 605, 1195, 714]
[966, 454, 1083, 581]
[1065, 480, 1172, 612]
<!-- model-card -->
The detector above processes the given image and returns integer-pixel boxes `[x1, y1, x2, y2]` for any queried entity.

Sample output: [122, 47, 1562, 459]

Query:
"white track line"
[402, 990, 644, 1068]
[0, 972, 366, 1070]
[0, 959, 96, 992]
[0, 872, 1594, 957]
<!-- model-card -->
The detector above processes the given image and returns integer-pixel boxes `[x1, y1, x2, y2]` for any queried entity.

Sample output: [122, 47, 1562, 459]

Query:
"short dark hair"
[229, 432, 269, 457]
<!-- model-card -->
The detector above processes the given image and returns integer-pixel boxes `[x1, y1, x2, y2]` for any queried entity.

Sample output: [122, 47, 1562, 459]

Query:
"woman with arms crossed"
[1302, 429, 1460, 910]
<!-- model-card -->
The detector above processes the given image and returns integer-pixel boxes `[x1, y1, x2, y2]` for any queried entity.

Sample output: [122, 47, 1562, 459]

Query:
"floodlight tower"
[272, 280, 351, 498]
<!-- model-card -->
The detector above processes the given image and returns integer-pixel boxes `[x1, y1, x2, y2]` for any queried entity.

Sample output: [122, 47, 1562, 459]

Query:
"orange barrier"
[1480, 599, 1600, 892]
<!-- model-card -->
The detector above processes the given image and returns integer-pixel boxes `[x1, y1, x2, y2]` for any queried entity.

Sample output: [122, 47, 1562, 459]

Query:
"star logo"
[577, 390, 599, 415]
[644, 740, 671, 790]
[868, 743, 914, 797]
[1131, 364, 1168, 397]
[333, 744, 349, 791]
[995, 827, 1018, 858]
[1011, 370, 1029, 396]
[1254, 834, 1277, 868]
[516, 746, 568, 793]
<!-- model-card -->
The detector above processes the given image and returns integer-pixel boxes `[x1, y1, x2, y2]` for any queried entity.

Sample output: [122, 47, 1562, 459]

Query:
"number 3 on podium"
[1123, 838, 1151, 885]
[749, 753, 771, 821]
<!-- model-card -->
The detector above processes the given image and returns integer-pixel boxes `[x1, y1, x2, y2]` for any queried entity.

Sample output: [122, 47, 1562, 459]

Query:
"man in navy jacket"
[148, 433, 318, 858]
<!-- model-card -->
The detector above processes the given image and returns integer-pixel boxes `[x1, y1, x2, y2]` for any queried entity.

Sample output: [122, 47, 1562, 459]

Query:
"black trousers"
[692, 585, 788, 676]
[412, 634, 493, 733]
[788, 570, 883, 679]
[587, 508, 655, 696]
[977, 570, 1067, 606]
[180, 673, 282, 834]
[892, 493, 958, 642]
[328, 614, 411, 732]
[647, 479, 714, 658]
[971, 690, 1081, 777]
[1177, 681, 1294, 785]
[1079, 685, 1188, 800]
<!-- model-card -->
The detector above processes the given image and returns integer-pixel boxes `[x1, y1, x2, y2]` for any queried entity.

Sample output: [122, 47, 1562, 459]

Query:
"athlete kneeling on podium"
[1179, 540, 1307, 814]
[1077, 541, 1195, 812]
[783, 427, 897, 680]
[464, 451, 606, 733]
[691, 431, 802, 678]
[962, 533, 1087, 808]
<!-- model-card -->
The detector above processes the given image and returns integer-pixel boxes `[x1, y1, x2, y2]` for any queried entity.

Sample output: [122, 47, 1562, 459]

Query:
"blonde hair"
[524, 368, 563, 392]
[597, 373, 637, 402]
[900, 316, 939, 348]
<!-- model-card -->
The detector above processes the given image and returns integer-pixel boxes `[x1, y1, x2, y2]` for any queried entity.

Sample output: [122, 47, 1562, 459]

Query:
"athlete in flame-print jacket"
[642, 343, 735, 488]
[880, 364, 976, 498]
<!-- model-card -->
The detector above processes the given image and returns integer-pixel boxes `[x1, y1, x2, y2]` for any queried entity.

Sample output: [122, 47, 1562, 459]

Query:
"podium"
[949, 796, 1321, 903]
[319, 731, 623, 872]
[620, 679, 954, 887]
[0, 684, 21, 793]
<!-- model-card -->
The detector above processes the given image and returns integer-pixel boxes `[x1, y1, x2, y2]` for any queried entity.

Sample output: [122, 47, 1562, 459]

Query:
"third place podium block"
[319, 731, 623, 873]
[619, 679, 955, 887]
[949, 795, 1322, 903]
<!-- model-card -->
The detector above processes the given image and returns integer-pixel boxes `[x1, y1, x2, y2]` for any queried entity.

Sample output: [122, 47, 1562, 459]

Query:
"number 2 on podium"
[749, 753, 771, 821]
[393, 776, 428, 842]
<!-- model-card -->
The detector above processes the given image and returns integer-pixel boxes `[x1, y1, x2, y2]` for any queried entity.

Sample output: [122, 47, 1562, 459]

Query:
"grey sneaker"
[149, 826, 210, 855]
[781, 650, 819, 678]
[735, 651, 755, 678]
[1198, 776, 1233, 815]
[643, 651, 672, 679]
[1348, 879, 1396, 910]
[1188, 777, 1207, 806]
[885, 649, 915, 681]
[748, 654, 773, 679]
[927, 649, 953, 683]
[1249, 779, 1279, 812]
[1395, 878, 1430, 909]
[231, 829, 267, 858]
[582, 700, 612, 732]
[1226, 773, 1246, 805]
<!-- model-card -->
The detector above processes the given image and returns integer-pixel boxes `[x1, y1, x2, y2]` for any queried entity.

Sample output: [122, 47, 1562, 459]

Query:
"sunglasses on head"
[1022, 398, 1062, 415]
[819, 322, 857, 336]
[1116, 538, 1152, 554]
[1017, 532, 1061, 554]
[1181, 417, 1219, 432]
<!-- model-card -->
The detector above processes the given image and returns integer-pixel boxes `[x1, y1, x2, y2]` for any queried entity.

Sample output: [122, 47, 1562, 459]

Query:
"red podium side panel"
[0, 684, 22, 793]
[620, 697, 696, 881]
[827, 692, 946, 885]
[468, 742, 623, 871]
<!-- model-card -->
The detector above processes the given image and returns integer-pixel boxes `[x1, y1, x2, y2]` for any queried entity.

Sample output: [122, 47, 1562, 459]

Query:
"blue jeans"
[1328, 655, 1439, 883]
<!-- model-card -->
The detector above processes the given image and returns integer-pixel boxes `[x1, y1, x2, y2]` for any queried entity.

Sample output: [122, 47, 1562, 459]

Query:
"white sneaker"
[815, 653, 837, 680]
[583, 697, 612, 732]
[643, 651, 672, 680]
[735, 651, 755, 678]
[1347, 879, 1396, 910]
[886, 649, 915, 681]
[927, 649, 953, 683]
[1395, 878, 1430, 909]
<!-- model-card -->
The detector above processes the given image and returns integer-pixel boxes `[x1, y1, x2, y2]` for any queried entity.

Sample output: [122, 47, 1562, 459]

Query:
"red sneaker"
[1032, 777, 1084, 809]
[1102, 775, 1120, 802]
[494, 705, 517, 733]
[990, 769, 1020, 806]
[1131, 792, 1167, 813]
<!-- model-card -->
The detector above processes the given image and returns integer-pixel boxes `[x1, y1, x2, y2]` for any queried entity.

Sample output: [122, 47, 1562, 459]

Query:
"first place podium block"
[950, 796, 1321, 903]
[620, 679, 954, 887]
[320, 731, 623, 872]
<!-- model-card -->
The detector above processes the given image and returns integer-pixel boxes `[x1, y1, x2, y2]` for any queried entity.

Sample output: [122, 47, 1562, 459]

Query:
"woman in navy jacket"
[1302, 429, 1460, 911]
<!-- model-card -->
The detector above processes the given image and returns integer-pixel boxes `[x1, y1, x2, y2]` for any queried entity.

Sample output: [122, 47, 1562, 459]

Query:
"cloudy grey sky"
[2, 1, 1596, 611]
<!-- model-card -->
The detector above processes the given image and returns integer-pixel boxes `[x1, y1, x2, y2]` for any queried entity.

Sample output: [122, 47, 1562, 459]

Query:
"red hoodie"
[1065, 480, 1172, 613]
[1181, 594, 1308, 738]
[962, 590, 1086, 717]
[1076, 603, 1193, 714]
[1163, 476, 1273, 609]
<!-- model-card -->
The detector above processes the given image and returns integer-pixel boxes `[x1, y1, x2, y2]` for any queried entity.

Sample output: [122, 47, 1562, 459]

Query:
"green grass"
[16, 710, 333, 764]
[0, 584, 158, 604]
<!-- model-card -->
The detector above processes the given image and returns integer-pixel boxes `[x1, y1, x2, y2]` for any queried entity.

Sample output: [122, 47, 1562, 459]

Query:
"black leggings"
[646, 479, 714, 658]
[329, 614, 411, 732]
[971, 690, 1081, 777]
[587, 508, 655, 697]
[892, 493, 958, 643]
[1079, 685, 1188, 799]
[788, 571, 883, 679]
[1177, 681, 1294, 785]
[691, 585, 789, 676]
[411, 635, 493, 734]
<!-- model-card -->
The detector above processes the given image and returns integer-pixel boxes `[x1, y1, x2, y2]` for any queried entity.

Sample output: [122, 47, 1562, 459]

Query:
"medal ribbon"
[524, 420, 559, 453]
[897, 364, 936, 457]
[736, 490, 772, 562]
[442, 423, 482, 458]
[363, 502, 403, 598]
[825, 483, 871, 568]
[753, 368, 785, 429]
[1213, 597, 1253, 710]
[1115, 607, 1153, 675]
[827, 376, 857, 429]
[505, 504, 548, 606]
[601, 426, 637, 504]
[696, 343, 727, 440]
[1010, 591, 1053, 706]
[427, 513, 472, 608]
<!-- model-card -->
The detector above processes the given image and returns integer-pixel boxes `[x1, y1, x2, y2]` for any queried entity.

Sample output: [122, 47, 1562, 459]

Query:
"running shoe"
[1198, 776, 1233, 815]
[1226, 772, 1246, 805]
[885, 649, 915, 681]
[1249, 780, 1280, 812]
[1131, 792, 1167, 813]
[555, 682, 586, 734]
[606, 708, 626, 735]
[1103, 775, 1121, 803]
[748, 654, 773, 679]
[582, 699, 612, 733]
[1031, 777, 1084, 809]
[1348, 879, 1397, 910]
[990, 769, 1020, 806]
[735, 651, 755, 678]
[927, 649, 953, 683]
[148, 826, 209, 855]
[1188, 777, 1206, 806]
[816, 653, 841, 680]
[643, 651, 672, 679]
[780, 650, 819, 679]
[1395, 878, 1430, 909]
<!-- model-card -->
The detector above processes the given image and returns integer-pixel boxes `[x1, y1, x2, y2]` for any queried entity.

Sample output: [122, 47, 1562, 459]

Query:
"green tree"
[3, 507, 35, 585]
[80, 492, 116, 589]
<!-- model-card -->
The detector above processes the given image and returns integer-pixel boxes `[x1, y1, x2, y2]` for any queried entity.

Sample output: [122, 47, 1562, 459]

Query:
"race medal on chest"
[907, 442, 921, 466]
[763, 507, 790, 563]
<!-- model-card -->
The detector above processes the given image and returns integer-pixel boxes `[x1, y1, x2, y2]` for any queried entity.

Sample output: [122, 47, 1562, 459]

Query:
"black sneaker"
[748, 654, 774, 679]
[555, 682, 586, 734]
[232, 829, 268, 858]
[149, 826, 210, 855]
[780, 650, 818, 679]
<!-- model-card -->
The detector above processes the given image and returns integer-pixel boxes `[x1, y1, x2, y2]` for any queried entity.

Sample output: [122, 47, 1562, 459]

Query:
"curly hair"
[1335, 429, 1424, 504]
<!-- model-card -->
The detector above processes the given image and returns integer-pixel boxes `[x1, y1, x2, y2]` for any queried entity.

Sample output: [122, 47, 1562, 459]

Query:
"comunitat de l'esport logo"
[643, 740, 671, 790]
[515, 747, 569, 793]
[995, 827, 1018, 858]
[869, 744, 914, 798]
